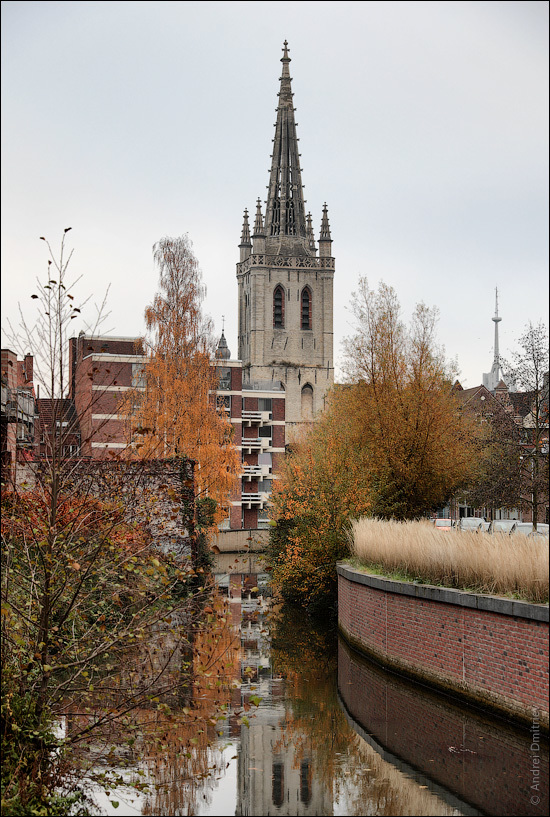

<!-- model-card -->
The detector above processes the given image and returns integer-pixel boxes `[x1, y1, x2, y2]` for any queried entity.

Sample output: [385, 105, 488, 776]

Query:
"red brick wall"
[272, 425, 285, 448]
[230, 368, 242, 391]
[338, 639, 549, 816]
[91, 361, 132, 387]
[230, 393, 242, 418]
[230, 506, 241, 529]
[272, 397, 285, 421]
[232, 424, 242, 446]
[89, 391, 125, 415]
[338, 567, 549, 724]
[79, 337, 143, 356]
[243, 508, 257, 528]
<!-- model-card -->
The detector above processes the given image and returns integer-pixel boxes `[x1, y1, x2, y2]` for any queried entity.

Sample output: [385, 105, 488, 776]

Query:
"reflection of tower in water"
[236, 707, 332, 816]
[213, 553, 332, 816]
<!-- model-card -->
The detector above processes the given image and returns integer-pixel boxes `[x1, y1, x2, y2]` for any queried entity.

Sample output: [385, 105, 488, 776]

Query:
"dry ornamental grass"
[349, 518, 549, 604]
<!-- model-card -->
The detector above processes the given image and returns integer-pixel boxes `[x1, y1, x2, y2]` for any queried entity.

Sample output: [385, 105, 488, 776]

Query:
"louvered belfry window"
[274, 285, 285, 328]
[301, 287, 311, 330]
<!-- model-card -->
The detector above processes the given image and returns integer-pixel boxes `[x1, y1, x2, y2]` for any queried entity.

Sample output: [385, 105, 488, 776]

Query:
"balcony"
[241, 437, 270, 453]
[242, 464, 272, 482]
[1, 384, 9, 414]
[242, 410, 272, 427]
[241, 491, 270, 509]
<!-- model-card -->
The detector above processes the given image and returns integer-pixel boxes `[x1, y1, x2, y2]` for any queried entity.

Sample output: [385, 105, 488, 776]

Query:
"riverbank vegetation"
[349, 517, 549, 604]
[0, 482, 222, 814]
[1, 232, 239, 814]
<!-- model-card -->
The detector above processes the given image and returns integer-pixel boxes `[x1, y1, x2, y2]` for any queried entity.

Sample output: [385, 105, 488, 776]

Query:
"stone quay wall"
[337, 563, 549, 730]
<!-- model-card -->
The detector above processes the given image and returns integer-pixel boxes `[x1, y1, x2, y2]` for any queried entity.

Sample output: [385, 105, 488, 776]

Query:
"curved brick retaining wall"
[338, 637, 549, 816]
[337, 563, 549, 730]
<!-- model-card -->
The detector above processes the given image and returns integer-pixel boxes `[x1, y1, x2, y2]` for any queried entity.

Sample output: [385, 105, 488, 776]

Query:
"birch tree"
[127, 235, 239, 527]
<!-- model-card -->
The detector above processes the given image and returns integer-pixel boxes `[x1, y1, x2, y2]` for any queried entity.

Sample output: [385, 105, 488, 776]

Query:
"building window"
[273, 286, 285, 328]
[132, 363, 146, 389]
[258, 398, 272, 412]
[217, 368, 231, 390]
[301, 287, 312, 330]
[217, 394, 230, 412]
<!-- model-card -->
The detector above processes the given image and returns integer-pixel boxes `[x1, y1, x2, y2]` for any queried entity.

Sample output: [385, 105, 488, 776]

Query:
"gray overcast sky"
[2, 0, 548, 387]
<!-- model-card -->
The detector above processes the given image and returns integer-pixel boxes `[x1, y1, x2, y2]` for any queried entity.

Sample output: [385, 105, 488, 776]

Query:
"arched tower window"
[273, 285, 285, 328]
[301, 384, 313, 420]
[301, 286, 312, 330]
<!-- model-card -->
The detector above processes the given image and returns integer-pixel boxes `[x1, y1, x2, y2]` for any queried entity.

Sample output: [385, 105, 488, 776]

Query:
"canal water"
[92, 552, 548, 816]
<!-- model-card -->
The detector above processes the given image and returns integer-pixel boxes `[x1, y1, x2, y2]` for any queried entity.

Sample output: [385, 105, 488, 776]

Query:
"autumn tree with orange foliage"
[342, 278, 476, 519]
[126, 235, 239, 527]
[269, 278, 477, 613]
[268, 396, 372, 614]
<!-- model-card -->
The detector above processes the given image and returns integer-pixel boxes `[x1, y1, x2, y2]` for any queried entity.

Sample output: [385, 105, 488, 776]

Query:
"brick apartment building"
[212, 333, 286, 544]
[68, 333, 145, 459]
[1, 349, 36, 483]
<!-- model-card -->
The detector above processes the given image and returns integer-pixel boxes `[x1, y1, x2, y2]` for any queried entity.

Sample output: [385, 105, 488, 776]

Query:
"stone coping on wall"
[336, 563, 549, 622]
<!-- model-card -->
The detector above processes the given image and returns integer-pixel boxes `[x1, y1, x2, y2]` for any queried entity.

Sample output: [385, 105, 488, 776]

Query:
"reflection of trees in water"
[269, 606, 458, 817]
[63, 587, 242, 815]
[141, 589, 241, 815]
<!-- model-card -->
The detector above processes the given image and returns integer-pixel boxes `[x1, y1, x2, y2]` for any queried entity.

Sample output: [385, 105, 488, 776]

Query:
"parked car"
[432, 518, 454, 531]
[511, 522, 549, 537]
[457, 517, 487, 532]
[488, 519, 520, 535]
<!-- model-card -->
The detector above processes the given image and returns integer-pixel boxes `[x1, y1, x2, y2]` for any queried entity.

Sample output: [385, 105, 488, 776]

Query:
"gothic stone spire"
[240, 209, 251, 246]
[318, 203, 332, 258]
[253, 198, 265, 236]
[239, 209, 252, 261]
[306, 211, 316, 251]
[264, 41, 308, 244]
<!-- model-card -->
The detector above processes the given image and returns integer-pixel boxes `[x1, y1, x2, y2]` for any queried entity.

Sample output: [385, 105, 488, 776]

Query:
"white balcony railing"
[242, 410, 272, 427]
[241, 437, 270, 452]
[242, 464, 272, 482]
[241, 491, 270, 509]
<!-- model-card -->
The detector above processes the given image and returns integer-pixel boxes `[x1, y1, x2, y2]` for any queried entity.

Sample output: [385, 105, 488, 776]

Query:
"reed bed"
[349, 518, 549, 604]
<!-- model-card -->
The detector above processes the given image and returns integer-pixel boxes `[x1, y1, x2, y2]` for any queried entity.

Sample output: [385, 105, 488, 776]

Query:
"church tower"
[237, 41, 335, 435]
